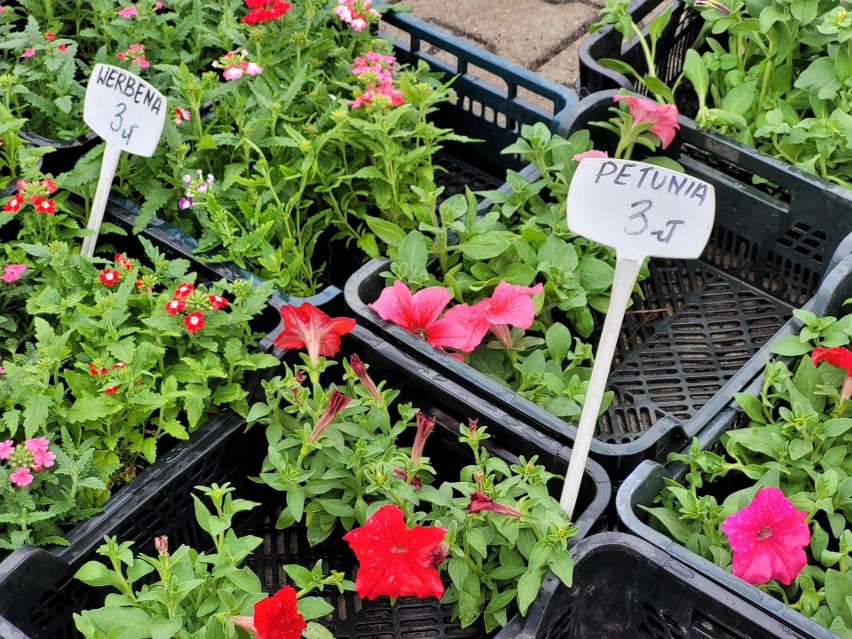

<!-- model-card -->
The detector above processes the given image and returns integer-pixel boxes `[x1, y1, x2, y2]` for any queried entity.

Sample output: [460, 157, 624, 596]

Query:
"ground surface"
[384, 0, 604, 88]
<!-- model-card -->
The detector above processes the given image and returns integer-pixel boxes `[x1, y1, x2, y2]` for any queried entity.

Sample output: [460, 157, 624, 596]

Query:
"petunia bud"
[350, 354, 381, 403]
[472, 470, 486, 492]
[430, 541, 450, 568]
[489, 323, 514, 349]
[467, 418, 478, 435]
[467, 490, 523, 519]
[154, 536, 169, 557]
[307, 389, 352, 443]
[411, 412, 436, 465]
[392, 466, 422, 488]
[231, 616, 257, 633]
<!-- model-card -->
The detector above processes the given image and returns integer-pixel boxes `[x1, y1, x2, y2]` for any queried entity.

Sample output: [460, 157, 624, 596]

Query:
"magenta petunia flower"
[613, 94, 680, 150]
[117, 5, 138, 17]
[721, 486, 810, 585]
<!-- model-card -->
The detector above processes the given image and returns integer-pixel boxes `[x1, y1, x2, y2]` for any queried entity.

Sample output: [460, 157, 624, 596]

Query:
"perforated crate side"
[501, 533, 818, 639]
[381, 9, 578, 178]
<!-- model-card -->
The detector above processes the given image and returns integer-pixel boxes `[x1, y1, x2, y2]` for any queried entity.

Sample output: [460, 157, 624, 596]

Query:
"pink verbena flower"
[117, 43, 149, 68]
[32, 449, 56, 471]
[173, 106, 191, 124]
[573, 149, 609, 161]
[223, 65, 244, 80]
[613, 94, 680, 150]
[0, 440, 13, 460]
[369, 281, 484, 352]
[721, 486, 810, 585]
[117, 5, 138, 17]
[21, 48, 35, 58]
[333, 0, 381, 31]
[25, 437, 49, 455]
[2, 264, 26, 282]
[10, 467, 33, 487]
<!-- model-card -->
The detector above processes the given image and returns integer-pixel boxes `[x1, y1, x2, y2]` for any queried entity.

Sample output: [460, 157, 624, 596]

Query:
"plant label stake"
[80, 63, 166, 258]
[559, 158, 716, 517]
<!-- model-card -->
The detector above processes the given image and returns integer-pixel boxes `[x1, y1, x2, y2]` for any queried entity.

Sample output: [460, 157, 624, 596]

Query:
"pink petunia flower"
[2, 264, 27, 282]
[117, 5, 138, 17]
[10, 467, 33, 487]
[812, 346, 852, 401]
[573, 149, 609, 161]
[721, 486, 810, 585]
[0, 440, 13, 460]
[369, 281, 483, 352]
[21, 48, 35, 58]
[613, 94, 680, 150]
[471, 281, 544, 348]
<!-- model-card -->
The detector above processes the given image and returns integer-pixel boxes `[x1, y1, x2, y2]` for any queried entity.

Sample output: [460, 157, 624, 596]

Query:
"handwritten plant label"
[567, 158, 715, 262]
[559, 157, 715, 518]
[83, 63, 165, 157]
[80, 64, 166, 258]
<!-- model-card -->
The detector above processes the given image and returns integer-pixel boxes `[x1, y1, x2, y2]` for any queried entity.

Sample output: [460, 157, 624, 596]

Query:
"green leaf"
[364, 215, 407, 248]
[303, 622, 336, 639]
[641, 506, 694, 544]
[735, 393, 766, 424]
[287, 485, 305, 522]
[298, 597, 335, 620]
[794, 57, 841, 99]
[460, 234, 510, 260]
[448, 557, 468, 591]
[74, 561, 124, 589]
[547, 548, 574, 586]
[151, 617, 183, 639]
[545, 322, 572, 366]
[516, 569, 544, 616]
[770, 335, 812, 356]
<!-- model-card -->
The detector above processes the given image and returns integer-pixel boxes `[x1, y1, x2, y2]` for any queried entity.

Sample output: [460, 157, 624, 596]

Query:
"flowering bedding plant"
[74, 483, 347, 639]
[245, 303, 578, 631]
[365, 104, 678, 420]
[593, 0, 852, 189]
[24, 0, 472, 297]
[0, 235, 278, 549]
[643, 305, 852, 636]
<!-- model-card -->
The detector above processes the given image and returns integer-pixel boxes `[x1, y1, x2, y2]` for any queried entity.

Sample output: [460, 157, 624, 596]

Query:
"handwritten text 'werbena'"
[594, 161, 709, 206]
[95, 66, 163, 115]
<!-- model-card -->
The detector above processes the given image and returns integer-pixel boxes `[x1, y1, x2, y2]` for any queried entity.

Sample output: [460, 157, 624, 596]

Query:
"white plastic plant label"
[559, 158, 715, 518]
[80, 64, 166, 258]
[567, 158, 715, 262]
[83, 63, 166, 157]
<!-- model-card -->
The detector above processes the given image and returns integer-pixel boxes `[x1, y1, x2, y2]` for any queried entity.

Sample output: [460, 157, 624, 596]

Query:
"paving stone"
[536, 36, 585, 88]
[384, 0, 600, 71]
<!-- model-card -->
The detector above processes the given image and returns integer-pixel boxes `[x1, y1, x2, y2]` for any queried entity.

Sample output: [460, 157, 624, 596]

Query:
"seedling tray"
[345, 89, 852, 480]
[0, 325, 610, 639]
[614, 256, 852, 639]
[495, 532, 818, 638]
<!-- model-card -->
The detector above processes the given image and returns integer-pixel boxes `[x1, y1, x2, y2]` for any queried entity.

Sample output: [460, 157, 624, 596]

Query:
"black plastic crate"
[493, 532, 817, 639]
[577, 0, 699, 100]
[0, 324, 610, 639]
[614, 256, 852, 639]
[344, 89, 852, 480]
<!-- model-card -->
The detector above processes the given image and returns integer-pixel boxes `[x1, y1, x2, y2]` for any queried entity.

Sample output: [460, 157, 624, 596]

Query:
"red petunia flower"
[30, 196, 56, 214]
[98, 268, 121, 287]
[273, 303, 355, 366]
[812, 346, 852, 400]
[232, 585, 306, 639]
[165, 298, 186, 315]
[343, 504, 447, 600]
[209, 294, 228, 310]
[174, 282, 194, 298]
[184, 311, 205, 332]
[242, 0, 291, 23]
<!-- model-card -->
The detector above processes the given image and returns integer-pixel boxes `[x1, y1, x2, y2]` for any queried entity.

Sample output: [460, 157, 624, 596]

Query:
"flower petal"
[479, 281, 543, 329]
[427, 303, 489, 352]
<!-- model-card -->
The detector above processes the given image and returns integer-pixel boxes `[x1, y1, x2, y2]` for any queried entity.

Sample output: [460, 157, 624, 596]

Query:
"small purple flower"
[179, 197, 193, 209]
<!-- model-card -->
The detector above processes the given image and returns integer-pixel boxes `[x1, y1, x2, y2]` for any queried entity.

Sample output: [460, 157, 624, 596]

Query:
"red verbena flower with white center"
[98, 268, 121, 287]
[184, 311, 205, 332]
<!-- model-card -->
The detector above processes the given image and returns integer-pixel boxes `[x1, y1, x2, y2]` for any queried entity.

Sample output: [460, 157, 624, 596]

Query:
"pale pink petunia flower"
[721, 486, 810, 585]
[573, 149, 609, 161]
[21, 48, 35, 58]
[2, 264, 27, 282]
[117, 5, 138, 17]
[10, 467, 33, 487]
[0, 440, 13, 460]
[613, 94, 680, 150]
